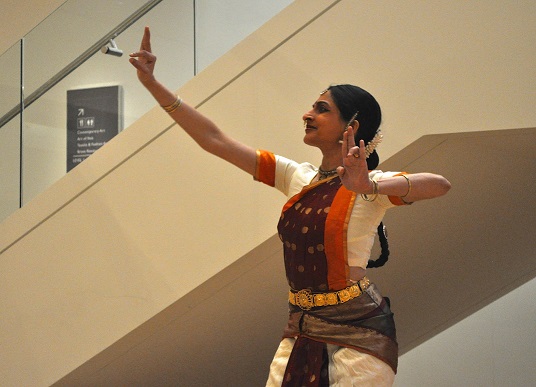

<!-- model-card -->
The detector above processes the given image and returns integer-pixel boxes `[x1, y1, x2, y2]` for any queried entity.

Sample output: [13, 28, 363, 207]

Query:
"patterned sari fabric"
[276, 177, 398, 386]
[280, 286, 397, 386]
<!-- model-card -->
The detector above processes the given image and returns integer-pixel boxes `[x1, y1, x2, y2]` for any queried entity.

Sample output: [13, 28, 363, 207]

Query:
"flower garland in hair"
[364, 130, 383, 158]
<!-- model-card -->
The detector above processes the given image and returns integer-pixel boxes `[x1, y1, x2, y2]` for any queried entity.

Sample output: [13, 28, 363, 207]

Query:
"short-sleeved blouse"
[255, 150, 405, 270]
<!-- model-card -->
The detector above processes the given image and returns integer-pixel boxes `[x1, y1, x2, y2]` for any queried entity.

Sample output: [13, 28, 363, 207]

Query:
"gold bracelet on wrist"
[161, 96, 183, 113]
[361, 179, 379, 202]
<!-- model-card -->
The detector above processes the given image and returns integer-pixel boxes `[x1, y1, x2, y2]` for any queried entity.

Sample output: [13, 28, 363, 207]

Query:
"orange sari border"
[255, 149, 276, 187]
[324, 186, 356, 291]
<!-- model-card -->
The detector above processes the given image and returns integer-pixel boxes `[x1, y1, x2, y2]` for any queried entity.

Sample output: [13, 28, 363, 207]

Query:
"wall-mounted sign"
[67, 86, 123, 172]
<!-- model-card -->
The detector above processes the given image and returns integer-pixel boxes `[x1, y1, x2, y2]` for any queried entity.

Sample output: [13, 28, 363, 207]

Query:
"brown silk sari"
[277, 177, 398, 386]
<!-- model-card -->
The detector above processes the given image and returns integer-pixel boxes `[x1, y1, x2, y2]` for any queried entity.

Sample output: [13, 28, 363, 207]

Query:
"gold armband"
[400, 174, 413, 204]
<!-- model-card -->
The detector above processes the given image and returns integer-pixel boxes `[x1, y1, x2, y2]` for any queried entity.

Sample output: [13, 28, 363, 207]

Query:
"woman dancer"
[130, 26, 451, 386]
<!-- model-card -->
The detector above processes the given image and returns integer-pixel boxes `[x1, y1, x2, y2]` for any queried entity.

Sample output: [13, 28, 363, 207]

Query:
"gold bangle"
[161, 96, 183, 113]
[361, 179, 379, 202]
[400, 174, 413, 204]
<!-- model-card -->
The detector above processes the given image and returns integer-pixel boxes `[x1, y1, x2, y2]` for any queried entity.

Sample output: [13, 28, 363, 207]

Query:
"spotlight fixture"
[101, 38, 123, 57]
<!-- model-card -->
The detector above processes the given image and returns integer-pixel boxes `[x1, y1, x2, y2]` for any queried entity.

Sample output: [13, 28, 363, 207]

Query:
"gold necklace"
[318, 167, 338, 180]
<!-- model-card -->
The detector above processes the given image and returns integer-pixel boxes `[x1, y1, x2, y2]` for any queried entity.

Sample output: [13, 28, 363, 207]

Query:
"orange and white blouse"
[255, 150, 406, 274]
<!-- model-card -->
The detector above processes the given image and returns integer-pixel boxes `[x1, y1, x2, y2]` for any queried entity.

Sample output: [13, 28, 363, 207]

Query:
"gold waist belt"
[288, 277, 371, 310]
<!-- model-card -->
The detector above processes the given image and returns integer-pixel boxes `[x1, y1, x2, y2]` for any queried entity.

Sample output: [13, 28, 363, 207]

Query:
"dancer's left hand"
[337, 127, 374, 194]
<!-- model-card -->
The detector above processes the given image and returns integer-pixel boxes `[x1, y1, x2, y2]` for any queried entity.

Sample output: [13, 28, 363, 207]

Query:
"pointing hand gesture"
[129, 26, 157, 86]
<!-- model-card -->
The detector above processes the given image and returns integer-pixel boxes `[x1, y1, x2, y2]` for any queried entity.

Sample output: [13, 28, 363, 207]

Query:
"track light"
[101, 38, 123, 57]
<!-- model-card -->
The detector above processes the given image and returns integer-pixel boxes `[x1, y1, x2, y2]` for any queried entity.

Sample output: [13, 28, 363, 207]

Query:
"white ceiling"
[0, 0, 65, 55]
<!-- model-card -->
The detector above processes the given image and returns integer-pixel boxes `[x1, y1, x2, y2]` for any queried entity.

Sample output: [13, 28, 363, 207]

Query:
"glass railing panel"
[20, 0, 195, 205]
[22, 0, 150, 99]
[0, 42, 22, 223]
[0, 42, 21, 125]
[0, 116, 22, 223]
[121, 0, 196, 127]
[3, 0, 294, 213]
[194, 0, 293, 72]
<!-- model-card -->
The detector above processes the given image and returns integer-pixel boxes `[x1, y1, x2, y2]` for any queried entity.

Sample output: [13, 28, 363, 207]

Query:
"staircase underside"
[54, 127, 536, 386]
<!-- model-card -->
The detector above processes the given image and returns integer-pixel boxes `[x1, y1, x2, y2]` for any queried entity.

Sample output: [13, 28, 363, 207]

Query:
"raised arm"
[338, 128, 451, 202]
[129, 26, 257, 176]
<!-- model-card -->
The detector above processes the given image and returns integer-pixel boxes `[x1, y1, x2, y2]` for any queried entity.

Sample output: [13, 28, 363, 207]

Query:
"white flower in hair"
[364, 130, 383, 158]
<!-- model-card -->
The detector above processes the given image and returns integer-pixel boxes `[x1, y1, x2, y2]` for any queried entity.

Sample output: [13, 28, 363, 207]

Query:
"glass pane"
[23, 0, 150, 98]
[195, 0, 293, 72]
[0, 41, 21, 124]
[0, 41, 22, 222]
[21, 0, 195, 204]
[0, 116, 21, 223]
[121, 0, 195, 127]
[14, 0, 297, 209]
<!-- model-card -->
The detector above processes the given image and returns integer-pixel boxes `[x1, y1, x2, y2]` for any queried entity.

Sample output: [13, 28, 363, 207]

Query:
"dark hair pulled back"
[328, 84, 389, 268]
[327, 84, 382, 170]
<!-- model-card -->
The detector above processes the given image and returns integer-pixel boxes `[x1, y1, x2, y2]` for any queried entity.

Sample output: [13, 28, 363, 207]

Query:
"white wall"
[395, 278, 536, 386]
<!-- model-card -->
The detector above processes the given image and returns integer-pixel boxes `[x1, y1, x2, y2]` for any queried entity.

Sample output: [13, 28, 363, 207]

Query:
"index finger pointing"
[140, 26, 152, 52]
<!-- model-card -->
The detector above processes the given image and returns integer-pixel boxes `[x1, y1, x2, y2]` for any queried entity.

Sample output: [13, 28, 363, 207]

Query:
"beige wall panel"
[1, 0, 535, 385]
[184, 0, 535, 166]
